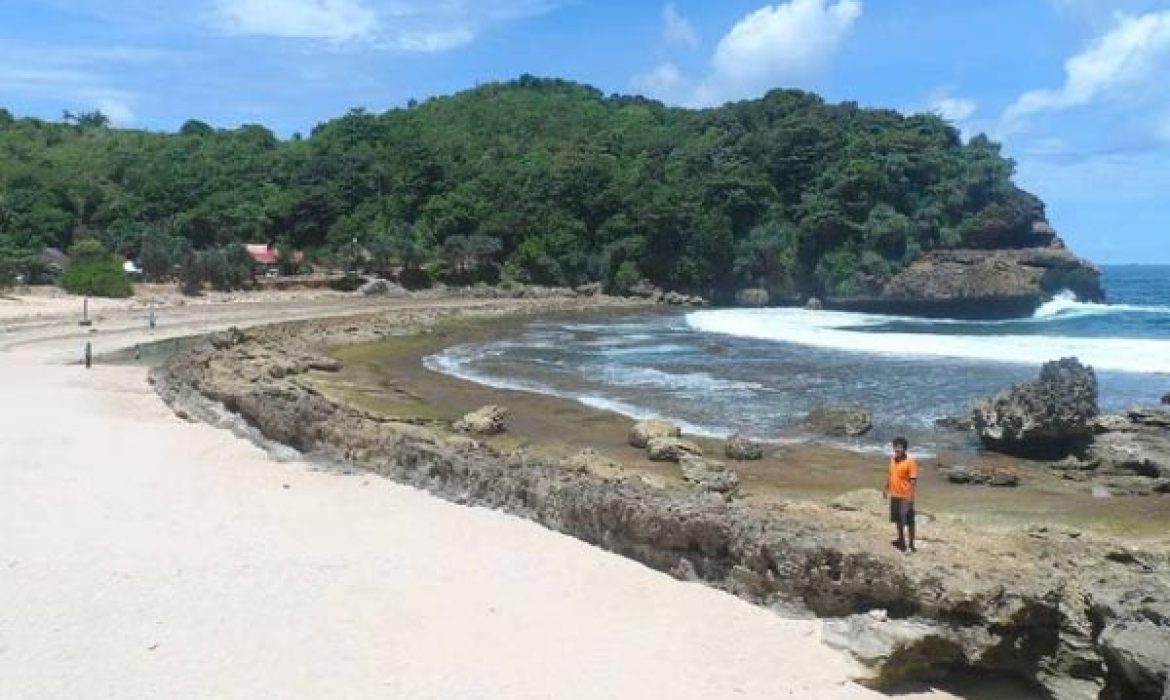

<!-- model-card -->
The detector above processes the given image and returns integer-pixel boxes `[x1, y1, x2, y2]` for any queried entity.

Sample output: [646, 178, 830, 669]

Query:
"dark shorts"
[889, 497, 915, 526]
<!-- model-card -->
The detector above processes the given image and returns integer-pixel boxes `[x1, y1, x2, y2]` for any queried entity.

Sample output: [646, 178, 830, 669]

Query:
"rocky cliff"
[827, 222, 1104, 319]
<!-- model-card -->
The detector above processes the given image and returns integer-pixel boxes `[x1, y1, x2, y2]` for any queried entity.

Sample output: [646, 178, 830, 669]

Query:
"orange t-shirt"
[887, 456, 918, 499]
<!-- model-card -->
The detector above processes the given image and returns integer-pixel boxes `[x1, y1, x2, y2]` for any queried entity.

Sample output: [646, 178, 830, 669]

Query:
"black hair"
[892, 437, 908, 450]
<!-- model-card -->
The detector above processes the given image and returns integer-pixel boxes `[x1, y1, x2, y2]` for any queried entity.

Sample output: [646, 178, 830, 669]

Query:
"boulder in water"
[972, 357, 1098, 458]
[1161, 392, 1170, 405]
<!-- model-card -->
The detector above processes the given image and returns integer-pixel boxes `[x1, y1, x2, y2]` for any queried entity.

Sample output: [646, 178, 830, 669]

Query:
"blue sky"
[2, 0, 1169, 264]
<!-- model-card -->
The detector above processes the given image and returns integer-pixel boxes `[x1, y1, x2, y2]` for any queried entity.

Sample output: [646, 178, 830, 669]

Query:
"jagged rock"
[679, 455, 739, 493]
[646, 437, 703, 462]
[802, 406, 873, 437]
[735, 288, 770, 307]
[1099, 620, 1170, 699]
[454, 405, 508, 435]
[972, 357, 1098, 458]
[628, 419, 681, 448]
[940, 465, 1020, 487]
[724, 433, 763, 460]
[822, 611, 963, 685]
[804, 297, 824, 310]
[1161, 393, 1170, 406]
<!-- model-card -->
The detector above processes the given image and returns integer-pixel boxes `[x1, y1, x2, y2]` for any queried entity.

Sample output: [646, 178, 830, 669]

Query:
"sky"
[1, 0, 1168, 264]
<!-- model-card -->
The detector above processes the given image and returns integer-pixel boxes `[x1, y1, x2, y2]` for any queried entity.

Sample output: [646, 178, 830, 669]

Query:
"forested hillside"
[0, 75, 1047, 299]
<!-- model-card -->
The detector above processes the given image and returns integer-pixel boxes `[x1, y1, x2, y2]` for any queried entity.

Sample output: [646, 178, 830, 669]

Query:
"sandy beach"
[0, 288, 952, 699]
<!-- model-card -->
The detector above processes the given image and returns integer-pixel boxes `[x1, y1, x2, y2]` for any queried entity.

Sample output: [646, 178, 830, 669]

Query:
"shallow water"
[424, 266, 1170, 453]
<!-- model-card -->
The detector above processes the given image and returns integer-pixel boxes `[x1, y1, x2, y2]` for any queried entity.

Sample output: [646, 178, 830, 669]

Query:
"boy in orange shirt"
[883, 436, 918, 553]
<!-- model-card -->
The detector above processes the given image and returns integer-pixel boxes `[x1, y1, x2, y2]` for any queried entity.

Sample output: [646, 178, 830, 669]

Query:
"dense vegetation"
[0, 76, 1044, 299]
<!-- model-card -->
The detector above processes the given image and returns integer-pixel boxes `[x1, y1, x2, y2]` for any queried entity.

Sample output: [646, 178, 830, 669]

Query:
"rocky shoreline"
[151, 296, 1169, 700]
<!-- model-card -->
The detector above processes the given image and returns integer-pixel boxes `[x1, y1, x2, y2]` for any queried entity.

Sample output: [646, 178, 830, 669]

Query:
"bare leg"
[908, 523, 916, 552]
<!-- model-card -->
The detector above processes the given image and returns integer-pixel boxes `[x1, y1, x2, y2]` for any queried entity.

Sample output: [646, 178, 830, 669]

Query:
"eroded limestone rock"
[679, 455, 739, 493]
[628, 419, 681, 448]
[724, 433, 763, 460]
[455, 405, 508, 435]
[646, 436, 703, 462]
[972, 357, 1098, 458]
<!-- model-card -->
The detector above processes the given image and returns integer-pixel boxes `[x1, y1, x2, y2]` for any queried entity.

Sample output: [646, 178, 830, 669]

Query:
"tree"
[59, 240, 132, 297]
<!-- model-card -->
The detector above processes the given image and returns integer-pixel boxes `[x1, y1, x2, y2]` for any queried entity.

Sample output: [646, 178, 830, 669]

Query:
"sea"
[424, 266, 1170, 454]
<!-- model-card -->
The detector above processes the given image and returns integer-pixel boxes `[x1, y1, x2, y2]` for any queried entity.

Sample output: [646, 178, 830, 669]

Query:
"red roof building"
[245, 243, 303, 266]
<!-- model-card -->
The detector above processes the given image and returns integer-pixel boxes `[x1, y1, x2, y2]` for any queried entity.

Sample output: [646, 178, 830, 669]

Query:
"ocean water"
[424, 266, 1170, 452]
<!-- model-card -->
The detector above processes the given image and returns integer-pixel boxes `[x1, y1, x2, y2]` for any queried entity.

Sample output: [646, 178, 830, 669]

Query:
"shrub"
[60, 241, 133, 298]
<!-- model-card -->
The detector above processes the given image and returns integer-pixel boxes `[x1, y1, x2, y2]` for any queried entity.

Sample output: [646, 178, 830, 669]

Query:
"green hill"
[0, 75, 1052, 300]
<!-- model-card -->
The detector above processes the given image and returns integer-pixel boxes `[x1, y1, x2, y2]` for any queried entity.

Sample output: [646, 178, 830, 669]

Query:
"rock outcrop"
[829, 228, 1103, 318]
[972, 357, 1098, 458]
[724, 433, 763, 460]
[454, 405, 508, 435]
[1085, 409, 1170, 479]
[802, 406, 873, 437]
[646, 437, 703, 462]
[679, 456, 739, 494]
[628, 419, 681, 448]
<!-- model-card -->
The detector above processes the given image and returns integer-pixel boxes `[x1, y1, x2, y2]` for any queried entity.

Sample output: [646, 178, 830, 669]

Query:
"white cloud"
[662, 4, 699, 48]
[1002, 10, 1170, 131]
[0, 44, 149, 125]
[208, 0, 558, 51]
[692, 0, 862, 106]
[631, 62, 686, 97]
[213, 0, 377, 41]
[390, 28, 475, 53]
[928, 93, 977, 123]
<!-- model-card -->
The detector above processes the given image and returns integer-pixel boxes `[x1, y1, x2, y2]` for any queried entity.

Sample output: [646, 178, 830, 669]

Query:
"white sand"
[0, 293, 953, 699]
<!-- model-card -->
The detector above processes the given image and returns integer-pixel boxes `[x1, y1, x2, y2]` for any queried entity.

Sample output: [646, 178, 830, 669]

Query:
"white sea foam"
[1031, 290, 1170, 320]
[685, 307, 1170, 374]
[584, 364, 766, 392]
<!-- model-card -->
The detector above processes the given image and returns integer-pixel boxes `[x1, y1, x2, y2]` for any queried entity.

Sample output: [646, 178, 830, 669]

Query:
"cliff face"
[827, 222, 1104, 319]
